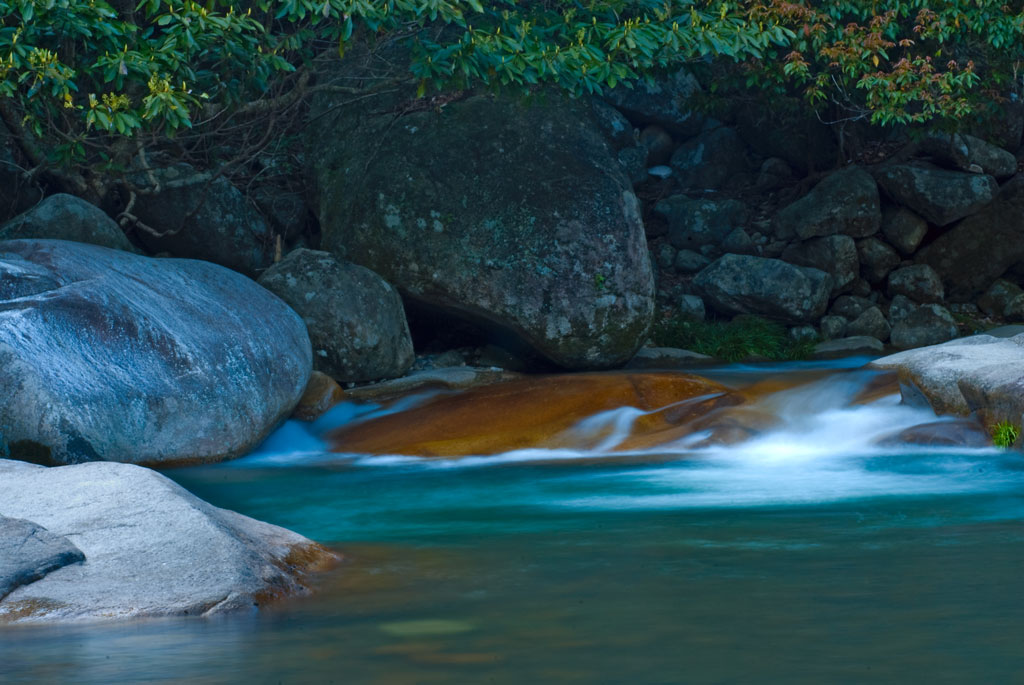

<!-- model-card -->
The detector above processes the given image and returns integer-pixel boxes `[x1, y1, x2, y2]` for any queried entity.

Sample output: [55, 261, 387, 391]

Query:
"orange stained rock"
[329, 372, 741, 457]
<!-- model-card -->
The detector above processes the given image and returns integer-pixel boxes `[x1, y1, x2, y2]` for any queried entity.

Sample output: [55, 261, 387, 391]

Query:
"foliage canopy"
[2, 0, 1024, 193]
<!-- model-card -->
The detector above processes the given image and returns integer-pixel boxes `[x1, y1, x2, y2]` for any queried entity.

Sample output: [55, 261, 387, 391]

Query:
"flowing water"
[3, 360, 1024, 683]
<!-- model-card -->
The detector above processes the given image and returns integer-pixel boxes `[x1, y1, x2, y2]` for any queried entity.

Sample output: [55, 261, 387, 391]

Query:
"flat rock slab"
[332, 372, 742, 457]
[0, 459, 336, 624]
[0, 515, 85, 601]
[0, 239, 311, 465]
[869, 334, 1024, 425]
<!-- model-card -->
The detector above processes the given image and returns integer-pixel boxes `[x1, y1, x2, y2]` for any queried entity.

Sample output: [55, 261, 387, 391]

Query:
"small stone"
[819, 315, 848, 340]
[655, 243, 677, 270]
[846, 306, 891, 341]
[889, 303, 959, 349]
[812, 336, 884, 359]
[886, 264, 944, 303]
[639, 125, 675, 166]
[721, 228, 755, 255]
[880, 206, 928, 256]
[978, 279, 1024, 317]
[625, 347, 716, 369]
[1004, 294, 1024, 321]
[673, 249, 710, 274]
[679, 294, 706, 321]
[888, 294, 917, 325]
[830, 295, 875, 320]
[857, 237, 901, 284]
[789, 325, 817, 342]
[648, 165, 673, 179]
[292, 371, 345, 421]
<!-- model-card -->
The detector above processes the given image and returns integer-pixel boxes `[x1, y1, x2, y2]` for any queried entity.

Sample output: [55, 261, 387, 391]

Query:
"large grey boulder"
[869, 334, 1024, 425]
[258, 249, 414, 383]
[130, 163, 272, 276]
[693, 254, 832, 323]
[0, 194, 133, 251]
[875, 164, 998, 226]
[655, 196, 747, 252]
[781, 234, 858, 295]
[772, 167, 880, 240]
[0, 459, 335, 623]
[0, 515, 84, 601]
[0, 239, 310, 466]
[919, 175, 1024, 300]
[309, 90, 653, 369]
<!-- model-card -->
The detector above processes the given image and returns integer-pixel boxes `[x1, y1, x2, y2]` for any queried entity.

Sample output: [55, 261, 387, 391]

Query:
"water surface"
[3, 362, 1023, 683]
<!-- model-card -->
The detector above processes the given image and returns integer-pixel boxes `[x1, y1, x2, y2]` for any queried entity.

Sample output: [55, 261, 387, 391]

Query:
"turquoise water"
[2, 364, 1024, 683]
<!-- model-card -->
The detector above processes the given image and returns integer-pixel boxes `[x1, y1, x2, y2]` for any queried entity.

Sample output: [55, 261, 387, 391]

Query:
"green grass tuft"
[991, 421, 1020, 449]
[651, 314, 817, 363]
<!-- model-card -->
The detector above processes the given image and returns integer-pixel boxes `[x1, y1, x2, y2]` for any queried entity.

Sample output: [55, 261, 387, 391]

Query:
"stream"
[3, 359, 1024, 683]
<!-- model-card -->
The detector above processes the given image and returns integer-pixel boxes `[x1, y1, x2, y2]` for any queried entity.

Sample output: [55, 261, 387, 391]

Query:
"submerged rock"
[878, 419, 992, 448]
[331, 372, 741, 457]
[292, 371, 346, 421]
[0, 239, 310, 466]
[869, 334, 1024, 425]
[0, 459, 336, 623]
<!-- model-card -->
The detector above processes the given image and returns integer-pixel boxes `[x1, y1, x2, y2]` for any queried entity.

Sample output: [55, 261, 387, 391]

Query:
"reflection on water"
[2, 363, 1024, 683]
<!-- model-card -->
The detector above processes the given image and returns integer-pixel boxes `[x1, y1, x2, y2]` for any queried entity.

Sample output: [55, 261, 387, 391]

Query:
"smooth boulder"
[694, 254, 832, 323]
[869, 334, 1024, 425]
[0, 194, 133, 251]
[0, 459, 335, 623]
[0, 239, 311, 466]
[259, 249, 413, 383]
[310, 90, 653, 369]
